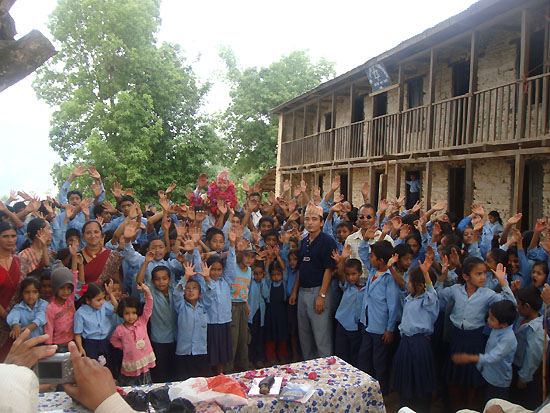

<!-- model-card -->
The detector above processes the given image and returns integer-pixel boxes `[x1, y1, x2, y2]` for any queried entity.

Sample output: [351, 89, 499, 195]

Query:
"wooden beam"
[303, 105, 307, 138]
[349, 83, 355, 123]
[316, 99, 321, 133]
[369, 165, 376, 205]
[292, 111, 296, 141]
[466, 31, 478, 144]
[368, 83, 399, 97]
[347, 167, 353, 201]
[512, 154, 525, 215]
[427, 49, 436, 150]
[395, 163, 402, 199]
[331, 92, 336, 129]
[464, 159, 474, 211]
[425, 161, 433, 210]
[517, 8, 530, 139]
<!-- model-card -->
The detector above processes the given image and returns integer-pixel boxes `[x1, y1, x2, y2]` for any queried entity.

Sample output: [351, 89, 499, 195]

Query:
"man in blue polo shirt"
[289, 202, 337, 360]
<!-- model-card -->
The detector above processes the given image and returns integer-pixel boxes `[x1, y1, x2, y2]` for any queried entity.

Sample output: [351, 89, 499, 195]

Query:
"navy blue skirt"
[82, 338, 110, 364]
[207, 323, 232, 366]
[392, 333, 437, 400]
[445, 326, 487, 388]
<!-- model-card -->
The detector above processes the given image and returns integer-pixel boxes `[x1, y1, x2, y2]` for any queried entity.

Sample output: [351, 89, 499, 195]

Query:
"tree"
[219, 47, 335, 180]
[33, 0, 221, 202]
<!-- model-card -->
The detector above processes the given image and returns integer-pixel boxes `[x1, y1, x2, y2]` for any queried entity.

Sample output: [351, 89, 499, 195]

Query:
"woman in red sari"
[80, 220, 123, 285]
[0, 222, 25, 361]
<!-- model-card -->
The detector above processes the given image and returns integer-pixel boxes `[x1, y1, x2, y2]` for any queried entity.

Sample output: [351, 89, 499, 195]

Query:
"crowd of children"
[0, 167, 549, 412]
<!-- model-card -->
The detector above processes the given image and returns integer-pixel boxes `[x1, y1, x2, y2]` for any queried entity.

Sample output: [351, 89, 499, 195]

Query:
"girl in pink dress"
[110, 283, 156, 385]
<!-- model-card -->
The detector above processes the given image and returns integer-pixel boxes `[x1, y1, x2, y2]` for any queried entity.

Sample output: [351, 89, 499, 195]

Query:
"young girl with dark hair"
[73, 281, 118, 363]
[7, 277, 48, 339]
[17, 218, 53, 274]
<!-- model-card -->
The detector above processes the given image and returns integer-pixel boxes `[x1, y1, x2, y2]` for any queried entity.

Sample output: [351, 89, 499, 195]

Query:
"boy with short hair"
[357, 238, 401, 395]
[452, 300, 518, 403]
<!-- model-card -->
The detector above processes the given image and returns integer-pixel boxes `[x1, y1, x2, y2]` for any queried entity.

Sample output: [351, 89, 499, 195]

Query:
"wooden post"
[512, 154, 525, 215]
[316, 99, 321, 133]
[350, 83, 355, 123]
[395, 163, 402, 199]
[465, 159, 474, 210]
[518, 8, 530, 140]
[425, 161, 433, 210]
[369, 165, 376, 205]
[331, 92, 336, 161]
[303, 105, 307, 137]
[466, 31, 479, 144]
[292, 111, 297, 141]
[427, 49, 436, 149]
[379, 161, 389, 202]
[347, 167, 353, 202]
[397, 64, 404, 153]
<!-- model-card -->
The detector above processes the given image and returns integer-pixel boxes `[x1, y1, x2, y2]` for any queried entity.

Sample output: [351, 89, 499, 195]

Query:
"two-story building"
[271, 0, 550, 230]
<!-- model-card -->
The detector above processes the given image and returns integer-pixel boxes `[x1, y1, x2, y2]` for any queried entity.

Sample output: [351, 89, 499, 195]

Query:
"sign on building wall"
[365, 63, 392, 92]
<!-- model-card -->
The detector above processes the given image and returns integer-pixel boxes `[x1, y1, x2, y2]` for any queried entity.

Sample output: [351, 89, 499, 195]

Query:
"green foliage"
[33, 0, 221, 203]
[219, 47, 335, 180]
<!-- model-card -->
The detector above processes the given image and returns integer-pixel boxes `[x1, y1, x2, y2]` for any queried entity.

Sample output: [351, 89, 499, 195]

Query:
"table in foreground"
[38, 356, 386, 412]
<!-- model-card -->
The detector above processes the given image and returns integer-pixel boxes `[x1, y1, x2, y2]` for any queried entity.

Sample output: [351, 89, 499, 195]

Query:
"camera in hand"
[34, 352, 74, 384]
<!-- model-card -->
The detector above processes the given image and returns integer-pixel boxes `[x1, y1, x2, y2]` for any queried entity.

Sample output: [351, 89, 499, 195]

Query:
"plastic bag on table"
[168, 375, 247, 407]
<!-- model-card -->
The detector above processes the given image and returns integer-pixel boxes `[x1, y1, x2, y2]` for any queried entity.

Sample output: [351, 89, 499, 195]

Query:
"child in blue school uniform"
[392, 258, 439, 412]
[201, 226, 238, 375]
[511, 286, 544, 409]
[281, 237, 301, 362]
[437, 258, 516, 411]
[357, 238, 401, 395]
[452, 300, 518, 404]
[264, 257, 289, 364]
[7, 277, 48, 339]
[333, 257, 365, 368]
[173, 261, 215, 380]
[248, 260, 269, 368]
[73, 281, 118, 365]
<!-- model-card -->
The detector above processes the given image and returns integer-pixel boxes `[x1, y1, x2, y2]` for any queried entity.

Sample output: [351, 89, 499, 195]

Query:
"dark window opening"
[353, 96, 365, 122]
[521, 162, 543, 231]
[324, 113, 332, 130]
[318, 175, 324, 197]
[405, 170, 421, 210]
[451, 60, 470, 97]
[448, 167, 465, 220]
[407, 77, 424, 109]
[340, 173, 349, 201]
[373, 92, 388, 118]
[373, 171, 383, 210]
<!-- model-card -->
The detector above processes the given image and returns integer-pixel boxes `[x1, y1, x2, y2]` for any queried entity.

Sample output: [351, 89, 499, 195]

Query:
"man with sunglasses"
[344, 204, 394, 282]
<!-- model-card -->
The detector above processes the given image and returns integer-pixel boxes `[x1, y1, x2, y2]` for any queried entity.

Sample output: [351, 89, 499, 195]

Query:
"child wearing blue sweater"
[333, 257, 365, 368]
[452, 300, 518, 404]
[173, 261, 215, 380]
[7, 277, 48, 339]
[392, 258, 439, 412]
[357, 237, 401, 395]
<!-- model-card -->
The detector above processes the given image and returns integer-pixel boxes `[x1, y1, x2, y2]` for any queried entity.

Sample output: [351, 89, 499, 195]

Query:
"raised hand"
[90, 183, 102, 200]
[80, 198, 92, 216]
[217, 199, 228, 215]
[419, 254, 433, 274]
[331, 176, 341, 191]
[331, 249, 341, 264]
[102, 201, 117, 214]
[331, 202, 344, 213]
[88, 166, 101, 180]
[377, 199, 389, 214]
[283, 179, 291, 194]
[341, 244, 352, 260]
[300, 180, 307, 193]
[390, 216, 402, 231]
[507, 213, 522, 226]
[35, 227, 50, 246]
[542, 283, 550, 305]
[183, 262, 196, 279]
[110, 182, 122, 199]
[399, 224, 411, 240]
[441, 255, 450, 274]
[123, 188, 135, 198]
[411, 200, 423, 213]
[17, 191, 33, 202]
[535, 218, 547, 233]
[361, 181, 370, 200]
[184, 189, 194, 201]
[165, 183, 176, 197]
[65, 204, 76, 220]
[313, 186, 321, 200]
[7, 190, 18, 203]
[425, 244, 435, 261]
[362, 225, 377, 241]
[387, 253, 399, 268]
[228, 225, 238, 245]
[242, 179, 250, 193]
[471, 203, 485, 217]
[72, 165, 87, 177]
[136, 282, 151, 296]
[433, 201, 447, 211]
[449, 248, 461, 269]
[189, 225, 202, 246]
[123, 220, 140, 241]
[198, 262, 211, 282]
[492, 263, 507, 286]
[158, 192, 170, 212]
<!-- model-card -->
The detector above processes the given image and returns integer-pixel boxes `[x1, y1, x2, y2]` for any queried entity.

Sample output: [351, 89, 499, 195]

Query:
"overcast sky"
[0, 0, 478, 198]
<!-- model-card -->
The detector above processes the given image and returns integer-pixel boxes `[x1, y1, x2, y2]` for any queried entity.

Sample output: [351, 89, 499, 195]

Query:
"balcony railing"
[279, 73, 550, 168]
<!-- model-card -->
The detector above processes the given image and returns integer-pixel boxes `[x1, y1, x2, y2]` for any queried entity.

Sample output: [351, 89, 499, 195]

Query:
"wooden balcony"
[279, 73, 550, 169]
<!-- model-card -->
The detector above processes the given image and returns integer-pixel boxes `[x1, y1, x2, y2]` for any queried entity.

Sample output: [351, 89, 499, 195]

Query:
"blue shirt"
[513, 316, 544, 383]
[248, 278, 268, 326]
[406, 180, 420, 193]
[399, 285, 439, 336]
[57, 181, 105, 231]
[298, 232, 337, 288]
[477, 325, 517, 387]
[6, 299, 48, 338]
[173, 279, 214, 355]
[436, 283, 516, 330]
[148, 285, 177, 344]
[73, 302, 115, 339]
[198, 247, 237, 324]
[335, 281, 365, 331]
[281, 243, 298, 297]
